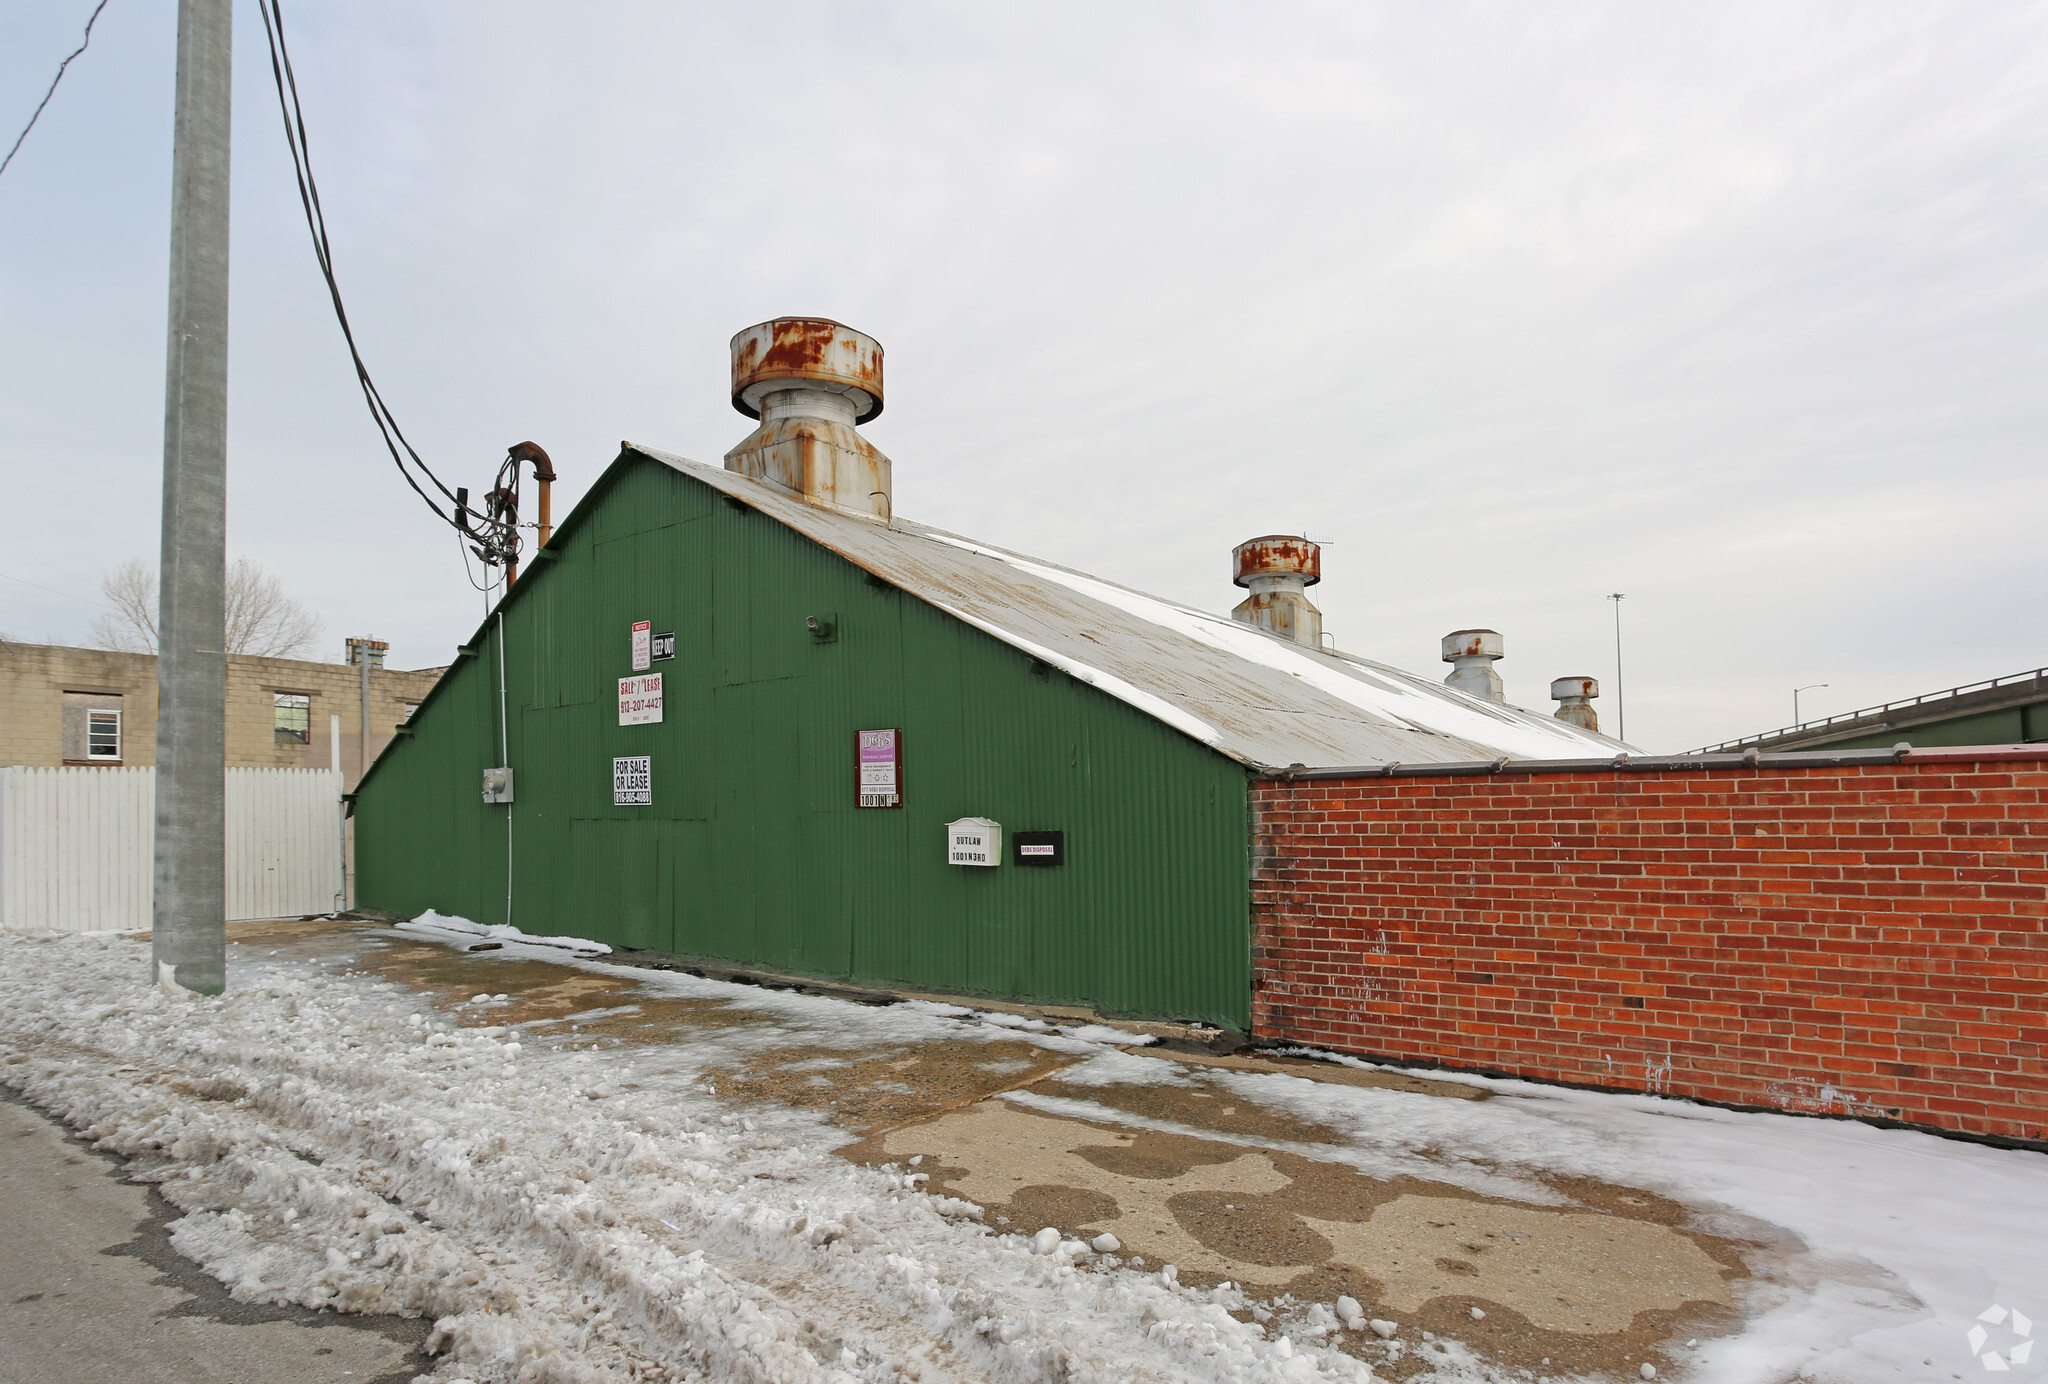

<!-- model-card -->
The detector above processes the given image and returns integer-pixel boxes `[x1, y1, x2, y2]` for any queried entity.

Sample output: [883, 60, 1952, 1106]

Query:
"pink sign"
[857, 728, 901, 808]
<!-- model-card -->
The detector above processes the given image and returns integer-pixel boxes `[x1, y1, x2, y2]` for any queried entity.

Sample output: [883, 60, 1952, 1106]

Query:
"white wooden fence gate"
[0, 767, 344, 933]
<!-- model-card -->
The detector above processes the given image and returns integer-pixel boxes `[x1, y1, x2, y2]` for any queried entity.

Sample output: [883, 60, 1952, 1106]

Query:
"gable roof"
[627, 445, 1624, 770]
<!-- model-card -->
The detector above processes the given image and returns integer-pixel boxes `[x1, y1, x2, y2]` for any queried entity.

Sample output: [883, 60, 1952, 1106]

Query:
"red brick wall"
[1250, 750, 2048, 1144]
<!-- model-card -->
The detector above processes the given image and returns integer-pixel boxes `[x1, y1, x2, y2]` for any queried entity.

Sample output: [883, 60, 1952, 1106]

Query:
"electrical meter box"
[946, 817, 1001, 867]
[481, 766, 515, 803]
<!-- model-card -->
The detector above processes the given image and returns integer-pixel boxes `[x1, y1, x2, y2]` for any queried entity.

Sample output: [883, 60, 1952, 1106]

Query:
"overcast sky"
[3, 2, 2044, 753]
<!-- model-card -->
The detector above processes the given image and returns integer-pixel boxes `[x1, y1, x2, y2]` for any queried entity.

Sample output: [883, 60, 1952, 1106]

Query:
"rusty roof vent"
[1551, 675, 1600, 732]
[1441, 629, 1505, 704]
[725, 318, 893, 521]
[1230, 535, 1323, 649]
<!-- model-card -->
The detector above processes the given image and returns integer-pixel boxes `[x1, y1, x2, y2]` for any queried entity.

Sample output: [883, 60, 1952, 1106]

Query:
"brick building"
[0, 639, 443, 791]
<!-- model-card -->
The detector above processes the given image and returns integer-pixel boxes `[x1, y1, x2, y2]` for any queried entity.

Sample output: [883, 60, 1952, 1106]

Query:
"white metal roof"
[631, 445, 1628, 769]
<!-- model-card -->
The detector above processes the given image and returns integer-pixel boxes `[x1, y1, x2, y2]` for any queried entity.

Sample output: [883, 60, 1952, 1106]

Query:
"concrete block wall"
[0, 645, 157, 769]
[1250, 749, 2048, 1144]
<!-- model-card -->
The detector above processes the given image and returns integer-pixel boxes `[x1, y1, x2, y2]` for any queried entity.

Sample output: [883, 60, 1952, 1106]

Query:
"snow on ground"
[0, 932, 1360, 1384]
[1, 925, 2043, 1383]
[1050, 1045, 2048, 1380]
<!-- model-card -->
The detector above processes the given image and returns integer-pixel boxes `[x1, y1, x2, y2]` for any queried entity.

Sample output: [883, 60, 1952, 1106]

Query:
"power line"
[0, 569, 110, 610]
[0, 0, 111, 180]
[254, 0, 516, 568]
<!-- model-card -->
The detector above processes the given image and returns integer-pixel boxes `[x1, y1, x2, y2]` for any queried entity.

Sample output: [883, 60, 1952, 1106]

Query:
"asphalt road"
[0, 1092, 430, 1384]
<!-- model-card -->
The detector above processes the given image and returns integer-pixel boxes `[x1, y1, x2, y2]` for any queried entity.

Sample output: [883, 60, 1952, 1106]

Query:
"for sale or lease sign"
[613, 755, 651, 806]
[630, 621, 652, 672]
[618, 673, 663, 725]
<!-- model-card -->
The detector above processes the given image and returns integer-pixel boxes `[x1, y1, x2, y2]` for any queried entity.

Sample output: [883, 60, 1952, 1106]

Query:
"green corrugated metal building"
[351, 319, 1619, 1029]
[1696, 669, 2048, 755]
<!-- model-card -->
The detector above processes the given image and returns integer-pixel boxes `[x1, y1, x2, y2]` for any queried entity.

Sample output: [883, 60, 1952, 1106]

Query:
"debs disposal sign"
[856, 729, 902, 808]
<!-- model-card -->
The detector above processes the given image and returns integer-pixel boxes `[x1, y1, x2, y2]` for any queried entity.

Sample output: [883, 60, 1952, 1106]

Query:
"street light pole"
[151, 0, 232, 994]
[1794, 683, 1829, 727]
[1608, 593, 1626, 744]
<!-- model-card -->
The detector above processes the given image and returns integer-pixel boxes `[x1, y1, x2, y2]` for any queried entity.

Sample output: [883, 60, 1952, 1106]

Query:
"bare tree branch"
[225, 557, 324, 659]
[89, 558, 325, 659]
[91, 559, 158, 653]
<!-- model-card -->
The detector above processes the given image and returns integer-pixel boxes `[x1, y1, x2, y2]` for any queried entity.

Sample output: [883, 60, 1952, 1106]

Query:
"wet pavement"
[223, 916, 1758, 1380]
[0, 1090, 428, 1384]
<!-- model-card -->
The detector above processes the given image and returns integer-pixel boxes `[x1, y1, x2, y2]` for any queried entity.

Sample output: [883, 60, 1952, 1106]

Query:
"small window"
[274, 692, 311, 745]
[86, 709, 121, 761]
[402, 701, 422, 723]
[61, 691, 123, 763]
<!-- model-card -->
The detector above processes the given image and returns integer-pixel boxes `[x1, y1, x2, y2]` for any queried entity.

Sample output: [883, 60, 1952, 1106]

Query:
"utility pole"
[151, 0, 232, 994]
[359, 643, 370, 780]
[1608, 593, 1626, 744]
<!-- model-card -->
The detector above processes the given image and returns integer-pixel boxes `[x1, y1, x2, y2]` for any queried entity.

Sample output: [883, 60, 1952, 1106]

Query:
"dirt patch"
[743, 1041, 1080, 1136]
[1033, 1076, 1356, 1146]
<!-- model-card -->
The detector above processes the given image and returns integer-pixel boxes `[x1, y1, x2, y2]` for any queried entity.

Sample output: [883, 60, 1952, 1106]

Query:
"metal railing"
[1693, 666, 2048, 755]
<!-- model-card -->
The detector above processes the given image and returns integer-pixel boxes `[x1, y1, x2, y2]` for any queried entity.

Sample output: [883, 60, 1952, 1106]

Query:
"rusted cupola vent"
[1442, 629, 1505, 704]
[1551, 676, 1600, 732]
[725, 318, 893, 521]
[1230, 536, 1323, 648]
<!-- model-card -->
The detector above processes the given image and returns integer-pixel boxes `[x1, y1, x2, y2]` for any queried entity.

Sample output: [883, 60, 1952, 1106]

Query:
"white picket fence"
[0, 767, 344, 933]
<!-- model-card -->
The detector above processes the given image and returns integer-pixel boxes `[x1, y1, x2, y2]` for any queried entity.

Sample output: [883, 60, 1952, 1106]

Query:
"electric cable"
[0, 0, 110, 181]
[255, 0, 517, 565]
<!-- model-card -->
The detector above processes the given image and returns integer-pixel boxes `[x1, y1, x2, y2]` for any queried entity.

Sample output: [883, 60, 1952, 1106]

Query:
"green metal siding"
[1812, 703, 2046, 752]
[354, 457, 1253, 1029]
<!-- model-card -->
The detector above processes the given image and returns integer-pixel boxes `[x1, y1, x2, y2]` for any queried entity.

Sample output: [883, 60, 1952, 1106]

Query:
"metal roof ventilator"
[1552, 675, 1601, 732]
[724, 318, 893, 522]
[1230, 535, 1324, 648]
[1442, 629, 1507, 704]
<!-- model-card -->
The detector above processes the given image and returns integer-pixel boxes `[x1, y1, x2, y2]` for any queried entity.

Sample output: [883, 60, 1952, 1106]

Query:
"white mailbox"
[947, 817, 1001, 867]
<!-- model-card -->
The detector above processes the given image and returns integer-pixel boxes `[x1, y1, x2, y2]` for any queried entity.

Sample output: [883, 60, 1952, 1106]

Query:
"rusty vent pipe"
[1230, 536, 1323, 648]
[725, 318, 893, 521]
[1551, 676, 1600, 732]
[1441, 629, 1505, 704]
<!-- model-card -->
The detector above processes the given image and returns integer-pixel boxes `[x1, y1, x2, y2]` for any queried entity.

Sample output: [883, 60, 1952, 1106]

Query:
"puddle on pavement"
[876, 1101, 1748, 1380]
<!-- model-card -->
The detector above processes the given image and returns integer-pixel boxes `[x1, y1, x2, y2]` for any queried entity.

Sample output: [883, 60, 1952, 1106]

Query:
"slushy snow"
[0, 932, 1358, 1383]
[2, 925, 2044, 1383]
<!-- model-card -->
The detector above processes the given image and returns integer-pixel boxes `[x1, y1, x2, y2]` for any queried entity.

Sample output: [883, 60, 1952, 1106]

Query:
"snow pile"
[0, 933, 1365, 1384]
[397, 911, 613, 955]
